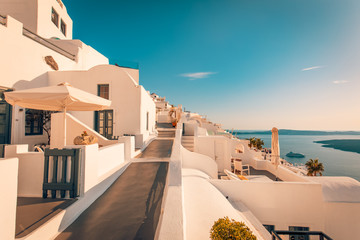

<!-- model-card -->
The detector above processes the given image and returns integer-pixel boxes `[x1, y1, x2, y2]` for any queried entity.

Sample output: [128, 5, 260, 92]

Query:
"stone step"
[181, 143, 194, 148]
[158, 132, 175, 137]
[183, 146, 194, 152]
[182, 136, 194, 139]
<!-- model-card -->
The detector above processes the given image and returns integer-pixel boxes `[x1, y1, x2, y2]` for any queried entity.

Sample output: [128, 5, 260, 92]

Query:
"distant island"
[286, 152, 305, 158]
[231, 129, 360, 136]
[314, 139, 360, 154]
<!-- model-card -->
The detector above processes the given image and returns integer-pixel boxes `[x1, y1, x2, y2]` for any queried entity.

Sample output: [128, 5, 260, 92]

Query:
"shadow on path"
[55, 162, 168, 240]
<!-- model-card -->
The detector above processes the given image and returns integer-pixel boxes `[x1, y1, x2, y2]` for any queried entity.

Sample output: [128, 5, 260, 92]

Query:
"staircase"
[157, 129, 175, 138]
[182, 136, 194, 152]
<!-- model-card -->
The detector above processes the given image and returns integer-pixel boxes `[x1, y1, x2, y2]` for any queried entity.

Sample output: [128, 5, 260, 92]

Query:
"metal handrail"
[22, 28, 76, 61]
[271, 232, 282, 240]
[272, 230, 333, 240]
[0, 14, 6, 25]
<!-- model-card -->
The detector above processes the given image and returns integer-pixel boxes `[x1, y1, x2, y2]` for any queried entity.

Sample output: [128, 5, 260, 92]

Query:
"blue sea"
[232, 133, 360, 181]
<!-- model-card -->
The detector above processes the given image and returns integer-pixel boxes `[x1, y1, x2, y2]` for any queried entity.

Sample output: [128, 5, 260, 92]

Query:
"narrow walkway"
[136, 139, 173, 158]
[56, 131, 173, 240]
[56, 162, 168, 240]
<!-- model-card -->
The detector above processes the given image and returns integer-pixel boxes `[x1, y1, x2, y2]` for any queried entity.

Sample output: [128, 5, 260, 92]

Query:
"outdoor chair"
[233, 159, 250, 175]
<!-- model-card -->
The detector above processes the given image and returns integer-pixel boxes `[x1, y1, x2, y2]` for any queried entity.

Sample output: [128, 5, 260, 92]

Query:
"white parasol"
[271, 127, 280, 180]
[5, 82, 111, 147]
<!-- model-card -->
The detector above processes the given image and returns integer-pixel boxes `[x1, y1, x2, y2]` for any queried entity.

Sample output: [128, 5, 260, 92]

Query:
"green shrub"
[210, 217, 257, 240]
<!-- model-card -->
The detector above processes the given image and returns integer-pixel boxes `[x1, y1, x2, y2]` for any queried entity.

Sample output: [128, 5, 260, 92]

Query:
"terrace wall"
[0, 157, 18, 240]
[211, 180, 325, 236]
[194, 135, 231, 172]
[181, 146, 218, 179]
[5, 145, 43, 197]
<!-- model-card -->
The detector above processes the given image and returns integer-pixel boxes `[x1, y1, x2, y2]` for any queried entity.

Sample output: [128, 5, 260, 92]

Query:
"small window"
[60, 19, 66, 36]
[51, 8, 59, 27]
[98, 84, 109, 100]
[25, 109, 43, 135]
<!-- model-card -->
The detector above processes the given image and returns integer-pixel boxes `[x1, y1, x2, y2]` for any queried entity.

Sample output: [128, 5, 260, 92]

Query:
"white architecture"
[48, 65, 156, 148]
[0, 1, 359, 240]
[0, 0, 73, 39]
[0, 0, 155, 150]
[175, 112, 360, 240]
[151, 93, 170, 112]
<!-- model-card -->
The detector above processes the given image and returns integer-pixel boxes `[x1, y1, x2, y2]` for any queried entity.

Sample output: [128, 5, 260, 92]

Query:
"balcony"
[272, 230, 333, 240]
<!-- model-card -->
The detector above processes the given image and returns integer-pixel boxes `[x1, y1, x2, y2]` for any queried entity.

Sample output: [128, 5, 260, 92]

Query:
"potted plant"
[210, 216, 257, 240]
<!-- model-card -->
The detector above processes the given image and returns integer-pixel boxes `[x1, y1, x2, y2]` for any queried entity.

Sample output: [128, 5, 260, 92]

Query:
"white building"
[48, 65, 156, 148]
[175, 113, 360, 240]
[0, 0, 155, 150]
[0, 0, 73, 39]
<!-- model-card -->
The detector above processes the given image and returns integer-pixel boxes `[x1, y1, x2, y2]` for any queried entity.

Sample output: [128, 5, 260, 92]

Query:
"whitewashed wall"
[195, 135, 231, 172]
[50, 113, 118, 149]
[5, 144, 44, 197]
[157, 110, 171, 123]
[158, 128, 185, 240]
[97, 143, 125, 178]
[0, 0, 38, 35]
[181, 146, 218, 179]
[0, 0, 73, 39]
[140, 86, 156, 135]
[324, 202, 360, 240]
[37, 0, 73, 39]
[0, 16, 108, 150]
[0, 157, 18, 240]
[211, 180, 325, 235]
[49, 65, 156, 148]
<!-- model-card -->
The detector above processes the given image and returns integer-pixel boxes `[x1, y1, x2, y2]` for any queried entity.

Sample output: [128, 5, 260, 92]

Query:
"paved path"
[56, 130, 173, 240]
[56, 162, 168, 240]
[136, 139, 173, 158]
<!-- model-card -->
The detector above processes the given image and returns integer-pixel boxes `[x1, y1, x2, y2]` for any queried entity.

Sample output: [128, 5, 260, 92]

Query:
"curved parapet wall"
[88, 64, 139, 86]
[181, 146, 218, 179]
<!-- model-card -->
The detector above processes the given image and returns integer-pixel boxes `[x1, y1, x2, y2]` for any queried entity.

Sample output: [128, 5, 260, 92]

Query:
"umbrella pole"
[63, 108, 66, 148]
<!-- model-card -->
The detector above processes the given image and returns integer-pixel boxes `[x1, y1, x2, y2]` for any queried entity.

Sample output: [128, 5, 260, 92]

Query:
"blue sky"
[63, 0, 360, 130]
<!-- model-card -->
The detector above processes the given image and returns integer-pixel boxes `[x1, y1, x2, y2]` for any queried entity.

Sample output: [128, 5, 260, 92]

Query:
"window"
[98, 84, 109, 99]
[60, 19, 66, 36]
[289, 226, 309, 240]
[25, 109, 43, 135]
[51, 8, 59, 27]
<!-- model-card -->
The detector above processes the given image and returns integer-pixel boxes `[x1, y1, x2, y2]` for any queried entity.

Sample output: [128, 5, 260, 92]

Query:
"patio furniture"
[224, 169, 243, 180]
[233, 158, 250, 175]
[224, 169, 272, 182]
